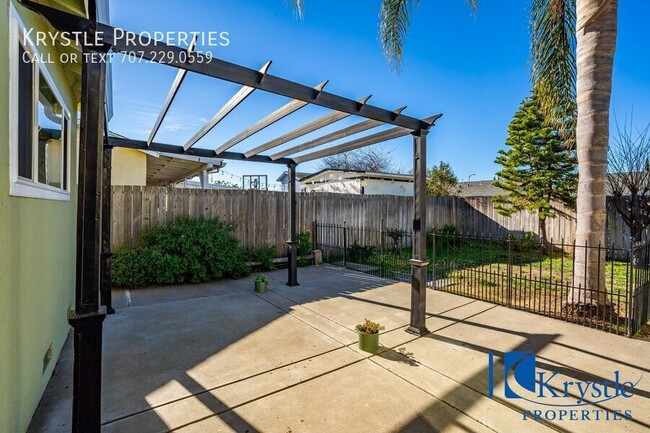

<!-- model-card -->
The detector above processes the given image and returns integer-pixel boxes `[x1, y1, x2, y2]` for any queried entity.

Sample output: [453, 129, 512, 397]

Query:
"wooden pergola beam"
[108, 136, 296, 165]
[243, 95, 372, 158]
[270, 107, 406, 160]
[292, 114, 441, 164]
[183, 61, 272, 151]
[214, 81, 329, 154]
[146, 35, 198, 147]
[16, 1, 433, 131]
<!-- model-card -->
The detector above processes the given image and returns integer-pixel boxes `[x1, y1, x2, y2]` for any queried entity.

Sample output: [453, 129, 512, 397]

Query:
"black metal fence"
[314, 222, 650, 337]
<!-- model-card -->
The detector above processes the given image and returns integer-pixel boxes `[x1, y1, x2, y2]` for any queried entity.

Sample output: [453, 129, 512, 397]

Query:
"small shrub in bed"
[112, 217, 249, 288]
[245, 245, 276, 271]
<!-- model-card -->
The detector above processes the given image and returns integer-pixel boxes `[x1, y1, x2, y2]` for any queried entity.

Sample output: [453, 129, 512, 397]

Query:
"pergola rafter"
[146, 35, 198, 147]
[270, 107, 407, 161]
[183, 61, 272, 151]
[16, 2, 441, 431]
[292, 114, 442, 164]
[243, 95, 372, 158]
[214, 80, 329, 154]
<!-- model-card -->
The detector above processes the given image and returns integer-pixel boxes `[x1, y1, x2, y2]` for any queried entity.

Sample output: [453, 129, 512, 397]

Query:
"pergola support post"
[287, 163, 299, 286]
[68, 44, 107, 433]
[100, 142, 115, 314]
[407, 130, 429, 335]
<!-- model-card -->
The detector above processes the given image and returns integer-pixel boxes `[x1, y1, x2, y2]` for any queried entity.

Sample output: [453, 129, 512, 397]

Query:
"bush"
[245, 245, 276, 271]
[112, 217, 249, 288]
[347, 242, 376, 262]
[509, 231, 539, 252]
[428, 224, 461, 248]
[297, 231, 312, 256]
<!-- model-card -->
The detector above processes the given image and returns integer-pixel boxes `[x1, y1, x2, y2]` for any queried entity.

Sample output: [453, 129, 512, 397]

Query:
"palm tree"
[568, 0, 617, 310]
[289, 0, 618, 311]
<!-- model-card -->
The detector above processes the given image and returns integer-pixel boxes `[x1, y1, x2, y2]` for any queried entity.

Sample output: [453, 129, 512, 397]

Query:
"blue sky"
[107, 0, 650, 188]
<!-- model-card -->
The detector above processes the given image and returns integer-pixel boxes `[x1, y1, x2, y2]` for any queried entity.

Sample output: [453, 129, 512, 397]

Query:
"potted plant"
[254, 274, 268, 293]
[355, 318, 385, 352]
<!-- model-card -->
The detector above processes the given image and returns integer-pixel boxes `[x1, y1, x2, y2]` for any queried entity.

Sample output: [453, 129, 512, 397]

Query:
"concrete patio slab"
[28, 265, 650, 433]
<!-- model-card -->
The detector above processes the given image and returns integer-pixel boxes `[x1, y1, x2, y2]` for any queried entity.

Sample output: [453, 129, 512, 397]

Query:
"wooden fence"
[111, 186, 635, 254]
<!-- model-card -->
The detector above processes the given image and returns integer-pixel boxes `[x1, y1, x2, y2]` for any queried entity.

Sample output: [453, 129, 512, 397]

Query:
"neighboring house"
[301, 169, 413, 196]
[174, 179, 239, 190]
[276, 170, 311, 192]
[0, 1, 108, 432]
[457, 180, 505, 197]
[111, 147, 225, 187]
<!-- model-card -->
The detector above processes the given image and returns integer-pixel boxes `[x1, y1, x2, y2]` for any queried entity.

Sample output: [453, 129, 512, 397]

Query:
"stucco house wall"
[111, 147, 147, 186]
[0, 2, 81, 431]
[364, 178, 412, 196]
[303, 178, 361, 194]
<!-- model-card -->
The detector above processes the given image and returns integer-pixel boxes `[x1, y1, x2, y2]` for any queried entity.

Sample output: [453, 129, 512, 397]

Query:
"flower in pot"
[355, 318, 385, 353]
[254, 274, 268, 293]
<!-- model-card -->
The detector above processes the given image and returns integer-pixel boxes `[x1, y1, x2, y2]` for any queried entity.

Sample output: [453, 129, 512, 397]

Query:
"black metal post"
[287, 163, 299, 286]
[407, 130, 429, 335]
[68, 43, 107, 433]
[100, 129, 115, 314]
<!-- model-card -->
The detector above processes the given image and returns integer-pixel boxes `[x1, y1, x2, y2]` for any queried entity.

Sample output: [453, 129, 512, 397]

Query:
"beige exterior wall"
[0, 2, 79, 432]
[364, 178, 412, 196]
[303, 177, 413, 196]
[111, 147, 147, 186]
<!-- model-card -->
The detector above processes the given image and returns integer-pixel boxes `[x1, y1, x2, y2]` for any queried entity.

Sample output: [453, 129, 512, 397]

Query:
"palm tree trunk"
[568, 0, 618, 308]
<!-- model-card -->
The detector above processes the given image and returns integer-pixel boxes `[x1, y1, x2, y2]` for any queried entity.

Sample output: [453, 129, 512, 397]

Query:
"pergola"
[19, 1, 442, 431]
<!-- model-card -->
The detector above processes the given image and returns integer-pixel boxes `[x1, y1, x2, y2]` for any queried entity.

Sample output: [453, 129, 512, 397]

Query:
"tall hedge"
[112, 217, 249, 288]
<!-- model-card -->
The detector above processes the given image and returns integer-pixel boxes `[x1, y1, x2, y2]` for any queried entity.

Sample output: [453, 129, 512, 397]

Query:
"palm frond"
[529, 0, 577, 144]
[379, 0, 477, 71]
[379, 0, 418, 71]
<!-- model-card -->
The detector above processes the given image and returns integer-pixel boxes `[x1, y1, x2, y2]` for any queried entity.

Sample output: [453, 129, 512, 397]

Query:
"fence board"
[111, 187, 636, 253]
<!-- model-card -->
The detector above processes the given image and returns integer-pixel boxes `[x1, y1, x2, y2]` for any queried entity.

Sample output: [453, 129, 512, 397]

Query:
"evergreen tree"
[426, 161, 459, 196]
[494, 93, 577, 246]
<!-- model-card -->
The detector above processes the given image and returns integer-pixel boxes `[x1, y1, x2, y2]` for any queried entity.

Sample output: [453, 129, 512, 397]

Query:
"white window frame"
[9, 4, 73, 201]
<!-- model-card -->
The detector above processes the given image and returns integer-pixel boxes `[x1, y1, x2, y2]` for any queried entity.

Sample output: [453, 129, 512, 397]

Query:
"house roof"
[142, 151, 225, 186]
[457, 180, 505, 197]
[275, 171, 312, 182]
[301, 169, 412, 184]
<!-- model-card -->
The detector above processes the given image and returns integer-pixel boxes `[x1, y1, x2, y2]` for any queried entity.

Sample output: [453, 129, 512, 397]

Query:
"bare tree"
[607, 117, 650, 244]
[317, 145, 397, 172]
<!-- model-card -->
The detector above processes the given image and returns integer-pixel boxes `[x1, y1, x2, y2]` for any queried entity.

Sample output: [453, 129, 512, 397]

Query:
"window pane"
[63, 117, 69, 190]
[37, 73, 64, 188]
[17, 43, 33, 179]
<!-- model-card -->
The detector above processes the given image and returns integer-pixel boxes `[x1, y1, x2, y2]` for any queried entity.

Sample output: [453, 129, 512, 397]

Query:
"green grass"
[342, 237, 633, 294]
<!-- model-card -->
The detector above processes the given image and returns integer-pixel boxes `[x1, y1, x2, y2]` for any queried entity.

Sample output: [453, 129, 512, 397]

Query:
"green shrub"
[386, 228, 406, 252]
[428, 224, 461, 249]
[112, 217, 249, 288]
[509, 231, 539, 252]
[347, 242, 376, 262]
[245, 245, 276, 270]
[297, 231, 312, 256]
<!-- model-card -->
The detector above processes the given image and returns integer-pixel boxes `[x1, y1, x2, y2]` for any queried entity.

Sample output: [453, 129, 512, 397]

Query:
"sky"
[106, 0, 650, 189]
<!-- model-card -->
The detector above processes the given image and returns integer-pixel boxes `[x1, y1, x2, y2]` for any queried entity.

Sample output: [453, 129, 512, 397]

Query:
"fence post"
[507, 236, 513, 308]
[343, 221, 348, 269]
[627, 237, 635, 337]
[312, 220, 318, 250]
[380, 219, 385, 276]
[641, 241, 649, 327]
[431, 229, 436, 290]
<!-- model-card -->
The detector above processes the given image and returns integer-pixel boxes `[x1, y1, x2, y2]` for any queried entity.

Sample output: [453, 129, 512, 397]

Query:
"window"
[9, 7, 72, 201]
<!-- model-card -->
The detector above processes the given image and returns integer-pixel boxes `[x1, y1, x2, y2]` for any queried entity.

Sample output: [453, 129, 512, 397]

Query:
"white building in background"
[276, 170, 311, 192]
[300, 169, 413, 196]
